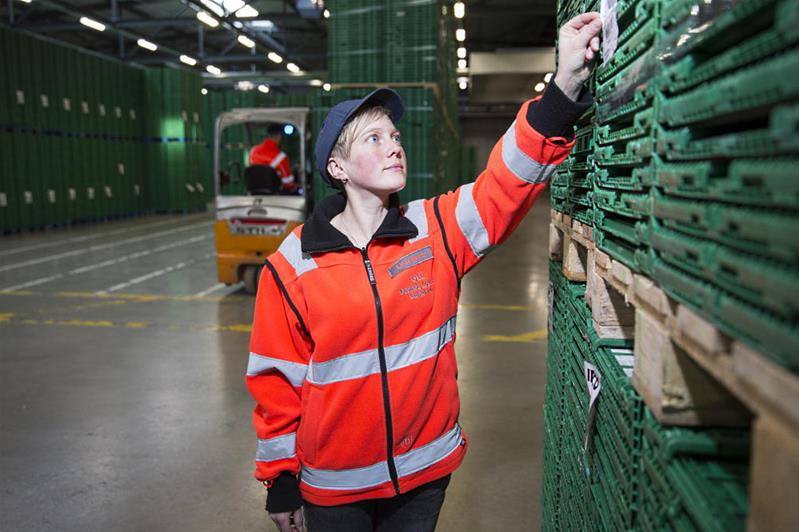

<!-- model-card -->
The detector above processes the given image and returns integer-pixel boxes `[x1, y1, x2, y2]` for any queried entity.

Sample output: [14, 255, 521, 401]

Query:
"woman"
[247, 13, 602, 532]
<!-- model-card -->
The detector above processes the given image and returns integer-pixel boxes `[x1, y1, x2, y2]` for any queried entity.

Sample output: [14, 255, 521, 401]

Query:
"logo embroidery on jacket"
[399, 273, 434, 300]
[387, 246, 433, 278]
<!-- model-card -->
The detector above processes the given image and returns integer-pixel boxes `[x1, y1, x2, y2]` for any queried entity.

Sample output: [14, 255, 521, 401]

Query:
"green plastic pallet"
[596, 108, 655, 146]
[593, 188, 651, 219]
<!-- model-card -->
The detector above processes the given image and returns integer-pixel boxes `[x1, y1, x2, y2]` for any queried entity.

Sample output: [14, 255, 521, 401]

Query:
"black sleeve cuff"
[265, 473, 303, 513]
[526, 81, 593, 139]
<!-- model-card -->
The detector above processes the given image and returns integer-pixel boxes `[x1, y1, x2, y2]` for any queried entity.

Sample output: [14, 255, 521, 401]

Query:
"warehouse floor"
[0, 198, 552, 532]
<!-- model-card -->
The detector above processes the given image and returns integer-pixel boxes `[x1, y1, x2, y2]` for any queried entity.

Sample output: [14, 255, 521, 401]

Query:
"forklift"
[213, 107, 311, 294]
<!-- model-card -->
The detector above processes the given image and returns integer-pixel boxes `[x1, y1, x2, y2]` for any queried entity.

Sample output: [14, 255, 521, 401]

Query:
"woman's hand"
[553, 12, 603, 101]
[269, 508, 305, 532]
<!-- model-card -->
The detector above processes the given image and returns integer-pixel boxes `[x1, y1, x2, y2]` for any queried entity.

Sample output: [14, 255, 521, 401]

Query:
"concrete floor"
[0, 198, 553, 532]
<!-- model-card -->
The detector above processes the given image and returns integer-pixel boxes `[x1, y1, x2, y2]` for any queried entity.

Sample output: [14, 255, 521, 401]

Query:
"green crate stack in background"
[322, 0, 462, 205]
[551, 0, 799, 371]
[543, 260, 752, 531]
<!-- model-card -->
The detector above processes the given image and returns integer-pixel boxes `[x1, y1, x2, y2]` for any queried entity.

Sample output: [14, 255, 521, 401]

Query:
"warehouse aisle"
[0, 199, 552, 532]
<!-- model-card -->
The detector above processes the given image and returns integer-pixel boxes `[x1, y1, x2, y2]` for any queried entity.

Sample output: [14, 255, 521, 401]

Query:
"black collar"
[301, 193, 419, 254]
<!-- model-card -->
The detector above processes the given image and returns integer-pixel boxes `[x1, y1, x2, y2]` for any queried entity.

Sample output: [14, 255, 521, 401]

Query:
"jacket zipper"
[360, 246, 401, 495]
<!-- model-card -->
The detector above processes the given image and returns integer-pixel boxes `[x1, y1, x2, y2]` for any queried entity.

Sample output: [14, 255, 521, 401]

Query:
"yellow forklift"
[213, 107, 311, 294]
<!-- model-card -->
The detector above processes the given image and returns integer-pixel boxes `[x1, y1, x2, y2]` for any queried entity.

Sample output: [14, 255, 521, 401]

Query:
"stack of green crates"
[648, 0, 799, 370]
[544, 260, 752, 531]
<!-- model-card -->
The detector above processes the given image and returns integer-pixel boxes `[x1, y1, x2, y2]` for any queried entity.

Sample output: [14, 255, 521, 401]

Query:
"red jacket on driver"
[250, 138, 296, 190]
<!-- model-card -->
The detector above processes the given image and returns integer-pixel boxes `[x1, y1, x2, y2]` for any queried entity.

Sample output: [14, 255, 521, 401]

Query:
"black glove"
[265, 473, 303, 514]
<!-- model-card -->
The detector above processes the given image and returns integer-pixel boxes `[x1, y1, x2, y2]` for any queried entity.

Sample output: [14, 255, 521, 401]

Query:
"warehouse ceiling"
[1, 0, 556, 94]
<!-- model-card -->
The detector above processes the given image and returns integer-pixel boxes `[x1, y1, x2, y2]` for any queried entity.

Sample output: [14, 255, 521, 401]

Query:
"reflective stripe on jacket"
[246, 98, 575, 506]
[250, 138, 295, 187]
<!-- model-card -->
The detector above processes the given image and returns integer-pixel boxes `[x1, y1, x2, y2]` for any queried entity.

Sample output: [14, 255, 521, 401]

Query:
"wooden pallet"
[549, 209, 799, 531]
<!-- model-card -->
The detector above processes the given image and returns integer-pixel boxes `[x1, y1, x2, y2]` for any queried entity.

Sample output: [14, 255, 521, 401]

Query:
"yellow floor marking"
[0, 290, 249, 304]
[0, 312, 15, 323]
[1, 314, 252, 334]
[483, 329, 548, 343]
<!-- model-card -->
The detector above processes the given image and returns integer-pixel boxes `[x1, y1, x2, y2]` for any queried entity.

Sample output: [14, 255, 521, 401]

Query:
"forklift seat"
[244, 165, 283, 195]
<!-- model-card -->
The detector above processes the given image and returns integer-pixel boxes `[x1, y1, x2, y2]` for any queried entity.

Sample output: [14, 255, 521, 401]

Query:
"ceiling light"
[236, 5, 259, 18]
[237, 81, 255, 91]
[323, 9, 330, 18]
[79, 17, 106, 32]
[457, 47, 466, 59]
[286, 62, 300, 73]
[196, 11, 219, 28]
[454, 2, 465, 19]
[322, 83, 331, 92]
[258, 84, 270, 94]
[233, 21, 243, 28]
[458, 59, 467, 69]
[459, 80, 468, 90]
[200, 0, 224, 16]
[534, 82, 545, 92]
[19, 0, 32, 3]
[544, 72, 553, 83]
[267, 52, 283, 64]
[309, 79, 323, 87]
[136, 39, 157, 52]
[237, 35, 255, 48]
[201, 88, 208, 95]
[206, 65, 222, 76]
[456, 28, 465, 42]
[180, 55, 198, 66]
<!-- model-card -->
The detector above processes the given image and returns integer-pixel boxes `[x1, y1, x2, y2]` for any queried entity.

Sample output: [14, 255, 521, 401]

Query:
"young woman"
[247, 13, 602, 532]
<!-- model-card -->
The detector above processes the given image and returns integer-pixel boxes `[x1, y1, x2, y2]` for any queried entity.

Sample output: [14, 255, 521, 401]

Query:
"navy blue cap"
[314, 88, 405, 186]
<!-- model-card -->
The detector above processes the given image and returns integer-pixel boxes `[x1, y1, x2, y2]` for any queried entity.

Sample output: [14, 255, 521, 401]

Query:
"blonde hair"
[330, 105, 393, 161]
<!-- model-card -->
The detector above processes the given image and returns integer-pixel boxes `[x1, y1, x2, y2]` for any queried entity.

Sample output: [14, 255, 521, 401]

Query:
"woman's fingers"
[566, 11, 601, 31]
[292, 509, 305, 531]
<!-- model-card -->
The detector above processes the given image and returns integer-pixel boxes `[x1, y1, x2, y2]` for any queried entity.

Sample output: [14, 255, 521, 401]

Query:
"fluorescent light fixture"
[237, 35, 255, 48]
[534, 82, 545, 92]
[237, 81, 255, 91]
[323, 9, 330, 18]
[322, 83, 331, 92]
[79, 17, 106, 32]
[544, 72, 553, 83]
[458, 59, 467, 69]
[457, 76, 469, 84]
[309, 79, 323, 87]
[457, 47, 466, 59]
[206, 65, 222, 76]
[233, 21, 243, 28]
[236, 5, 259, 17]
[136, 39, 157, 52]
[459, 80, 468, 90]
[286, 62, 300, 73]
[249, 19, 275, 30]
[456, 28, 465, 42]
[200, 0, 224, 16]
[257, 84, 270, 94]
[267, 52, 283, 64]
[196, 11, 219, 28]
[201, 88, 208, 95]
[454, 2, 465, 18]
[20, 0, 32, 3]
[180, 55, 198, 66]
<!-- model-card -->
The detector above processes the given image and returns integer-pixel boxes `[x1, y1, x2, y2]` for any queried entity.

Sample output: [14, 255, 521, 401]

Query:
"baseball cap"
[314, 88, 405, 186]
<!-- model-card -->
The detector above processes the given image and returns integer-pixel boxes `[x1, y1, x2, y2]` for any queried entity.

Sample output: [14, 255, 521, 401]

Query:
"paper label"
[0, 192, 7, 207]
[186, 183, 196, 192]
[69, 188, 76, 200]
[24, 191, 33, 204]
[115, 107, 122, 118]
[182, 110, 189, 122]
[82, 101, 90, 114]
[41, 94, 49, 108]
[118, 163, 125, 175]
[133, 184, 140, 196]
[584, 361, 602, 411]
[193, 112, 200, 124]
[16, 90, 25, 105]
[601, 0, 619, 65]
[195, 183, 204, 192]
[87, 187, 95, 200]
[99, 104, 106, 117]
[104, 186, 112, 198]
[48, 189, 56, 203]
[63, 98, 71, 111]
[130, 109, 137, 120]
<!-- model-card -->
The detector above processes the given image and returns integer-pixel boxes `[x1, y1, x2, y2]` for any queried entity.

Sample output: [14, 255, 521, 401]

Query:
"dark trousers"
[303, 475, 451, 532]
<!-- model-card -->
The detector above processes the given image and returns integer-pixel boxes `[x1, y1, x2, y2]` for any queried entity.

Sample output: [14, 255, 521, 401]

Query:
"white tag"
[118, 163, 125, 175]
[615, 354, 635, 368]
[115, 107, 122, 118]
[195, 182, 204, 192]
[87, 187, 95, 200]
[584, 361, 602, 411]
[63, 98, 71, 111]
[133, 184, 140, 196]
[104, 186, 112, 198]
[24, 191, 33, 204]
[99, 104, 106, 117]
[129, 109, 136, 120]
[193, 112, 200, 124]
[182, 110, 189, 122]
[186, 183, 196, 192]
[0, 192, 7, 207]
[16, 90, 25, 104]
[623, 367, 634, 378]
[48, 189, 56, 203]
[601, 0, 619, 65]
[69, 188, 76, 200]
[41, 94, 49, 108]
[82, 101, 90, 114]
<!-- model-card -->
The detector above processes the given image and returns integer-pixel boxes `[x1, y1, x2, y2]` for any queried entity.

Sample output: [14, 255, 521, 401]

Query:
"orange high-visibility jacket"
[247, 98, 575, 506]
[250, 138, 295, 188]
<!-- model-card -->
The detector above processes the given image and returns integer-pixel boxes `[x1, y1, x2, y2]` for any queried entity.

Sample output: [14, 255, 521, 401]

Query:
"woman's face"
[340, 114, 407, 195]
